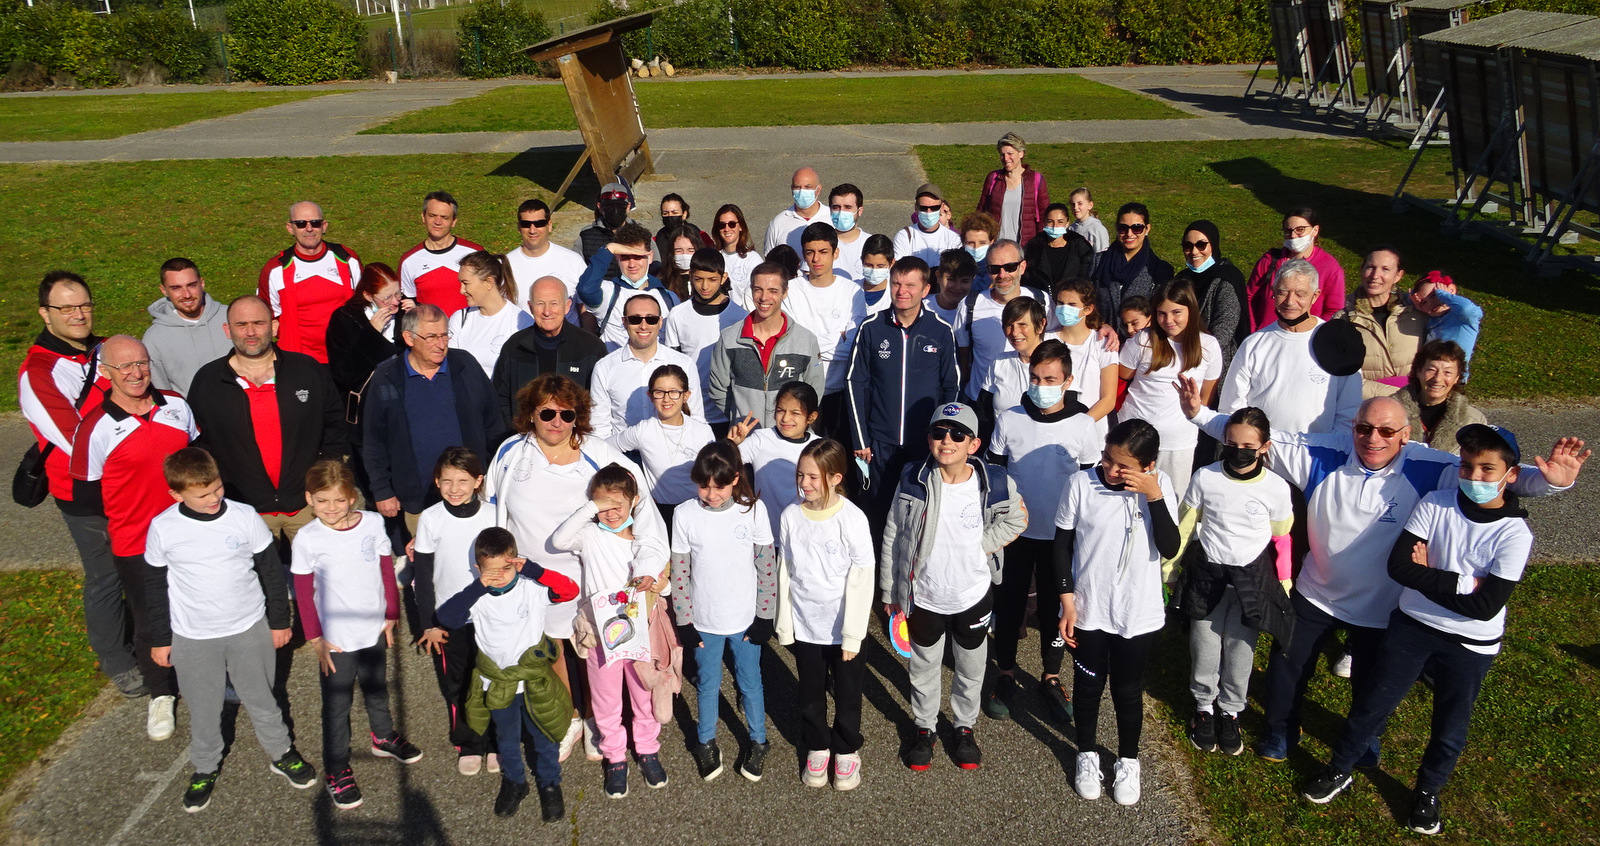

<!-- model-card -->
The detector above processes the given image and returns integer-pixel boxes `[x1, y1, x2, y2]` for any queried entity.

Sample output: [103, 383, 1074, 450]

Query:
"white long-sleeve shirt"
[1219, 318, 1360, 434]
[587, 343, 704, 439]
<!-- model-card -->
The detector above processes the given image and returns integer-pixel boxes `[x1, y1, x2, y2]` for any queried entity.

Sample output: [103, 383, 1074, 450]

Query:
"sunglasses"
[987, 261, 1022, 275]
[538, 408, 577, 423]
[626, 314, 661, 326]
[716, 220, 741, 230]
[1181, 239, 1209, 252]
[291, 219, 325, 229]
[1116, 223, 1148, 234]
[928, 425, 973, 443]
[1354, 423, 1404, 438]
[517, 218, 551, 229]
[917, 204, 942, 213]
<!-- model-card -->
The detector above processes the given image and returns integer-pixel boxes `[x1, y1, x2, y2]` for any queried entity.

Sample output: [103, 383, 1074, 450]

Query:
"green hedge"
[456, 1, 551, 79]
[0, 2, 212, 87]
[225, 0, 364, 85]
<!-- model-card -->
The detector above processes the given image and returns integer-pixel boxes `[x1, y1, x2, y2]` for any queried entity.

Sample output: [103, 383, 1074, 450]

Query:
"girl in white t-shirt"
[727, 380, 820, 540]
[1054, 420, 1180, 807]
[775, 438, 874, 792]
[290, 460, 420, 811]
[670, 441, 777, 782]
[1116, 278, 1221, 496]
[1054, 277, 1120, 434]
[1169, 407, 1293, 757]
[449, 251, 534, 379]
[610, 364, 714, 533]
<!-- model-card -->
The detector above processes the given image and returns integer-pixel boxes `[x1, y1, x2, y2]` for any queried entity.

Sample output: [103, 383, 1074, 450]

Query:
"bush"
[225, 0, 365, 85]
[457, 0, 551, 78]
[1, 2, 116, 86]
[1033, 0, 1130, 66]
[964, 0, 1040, 66]
[730, 0, 853, 70]
[106, 7, 213, 83]
[889, 0, 970, 68]
[653, 0, 737, 68]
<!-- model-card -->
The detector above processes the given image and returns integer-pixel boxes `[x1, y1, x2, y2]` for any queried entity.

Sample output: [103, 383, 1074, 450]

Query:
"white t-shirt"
[1061, 333, 1119, 438]
[1183, 464, 1293, 567]
[982, 349, 1029, 411]
[413, 500, 495, 617]
[1055, 468, 1177, 638]
[587, 344, 704, 439]
[991, 407, 1103, 539]
[671, 498, 775, 635]
[913, 474, 991, 614]
[722, 250, 763, 311]
[1398, 489, 1533, 655]
[833, 229, 873, 283]
[555, 511, 670, 601]
[145, 500, 274, 640]
[780, 499, 874, 645]
[610, 416, 716, 505]
[739, 428, 816, 539]
[663, 299, 748, 424]
[449, 303, 533, 380]
[1219, 319, 1361, 434]
[964, 287, 1047, 401]
[923, 295, 970, 346]
[1118, 329, 1223, 450]
[784, 273, 867, 394]
[505, 243, 587, 320]
[892, 225, 961, 269]
[468, 575, 559, 679]
[290, 512, 393, 652]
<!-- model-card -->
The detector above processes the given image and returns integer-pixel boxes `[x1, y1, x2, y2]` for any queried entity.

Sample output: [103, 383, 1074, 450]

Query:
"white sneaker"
[1332, 651, 1353, 679]
[583, 718, 603, 762]
[147, 695, 177, 741]
[801, 750, 830, 788]
[457, 754, 483, 776]
[1112, 757, 1141, 805]
[485, 753, 500, 774]
[558, 717, 583, 763]
[832, 752, 861, 791]
[1074, 751, 1102, 799]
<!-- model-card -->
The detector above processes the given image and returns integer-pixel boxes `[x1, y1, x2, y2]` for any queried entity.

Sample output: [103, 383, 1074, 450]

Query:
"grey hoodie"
[142, 295, 232, 395]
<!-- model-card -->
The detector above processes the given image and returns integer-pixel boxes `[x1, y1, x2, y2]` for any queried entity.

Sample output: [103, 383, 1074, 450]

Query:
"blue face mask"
[1190, 255, 1216, 273]
[862, 266, 890, 286]
[1055, 304, 1083, 327]
[917, 210, 941, 230]
[793, 188, 817, 209]
[1043, 226, 1067, 240]
[597, 515, 635, 534]
[966, 244, 989, 263]
[1027, 383, 1065, 408]
[1459, 471, 1510, 505]
[831, 210, 856, 232]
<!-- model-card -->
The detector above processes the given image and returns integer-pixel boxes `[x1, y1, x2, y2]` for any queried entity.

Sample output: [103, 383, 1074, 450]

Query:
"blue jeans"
[1263, 590, 1387, 751]
[489, 693, 562, 787]
[696, 629, 766, 744]
[1330, 611, 1496, 793]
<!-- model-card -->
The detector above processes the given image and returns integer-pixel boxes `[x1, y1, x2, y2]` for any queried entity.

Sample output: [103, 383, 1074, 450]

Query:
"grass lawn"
[362, 73, 1186, 134]
[921, 138, 1600, 400]
[1145, 563, 1600, 845]
[0, 91, 333, 143]
[0, 571, 102, 792]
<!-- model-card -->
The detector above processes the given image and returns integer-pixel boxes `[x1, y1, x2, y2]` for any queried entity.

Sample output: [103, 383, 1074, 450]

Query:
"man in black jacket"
[188, 295, 347, 548]
[493, 276, 606, 422]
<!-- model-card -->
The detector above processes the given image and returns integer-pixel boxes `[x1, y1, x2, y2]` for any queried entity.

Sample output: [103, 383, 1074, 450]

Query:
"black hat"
[1311, 319, 1364, 377]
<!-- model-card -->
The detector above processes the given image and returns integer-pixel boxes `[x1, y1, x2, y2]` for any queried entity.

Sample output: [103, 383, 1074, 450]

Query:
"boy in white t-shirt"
[145, 448, 315, 813]
[786, 221, 867, 437]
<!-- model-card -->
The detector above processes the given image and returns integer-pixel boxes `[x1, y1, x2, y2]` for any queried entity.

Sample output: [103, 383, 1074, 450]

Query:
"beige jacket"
[1342, 294, 1427, 398]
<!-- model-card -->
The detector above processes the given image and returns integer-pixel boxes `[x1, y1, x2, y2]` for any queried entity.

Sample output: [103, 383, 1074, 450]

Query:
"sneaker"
[558, 718, 583, 763]
[1300, 767, 1353, 804]
[182, 771, 217, 813]
[112, 667, 147, 699]
[832, 752, 861, 791]
[1407, 789, 1442, 835]
[1331, 651, 1353, 678]
[1187, 709, 1217, 752]
[147, 695, 177, 741]
[603, 760, 629, 798]
[802, 750, 830, 788]
[905, 727, 936, 771]
[325, 768, 363, 810]
[537, 783, 565, 823]
[371, 732, 423, 764]
[638, 752, 668, 788]
[1215, 711, 1244, 756]
[458, 754, 483, 776]
[270, 749, 316, 788]
[983, 673, 1016, 720]
[738, 741, 769, 782]
[1255, 730, 1295, 763]
[583, 719, 602, 762]
[494, 776, 528, 817]
[1112, 757, 1141, 805]
[1074, 751, 1102, 800]
[952, 726, 981, 770]
[486, 753, 501, 774]
[1039, 677, 1073, 724]
[691, 740, 724, 782]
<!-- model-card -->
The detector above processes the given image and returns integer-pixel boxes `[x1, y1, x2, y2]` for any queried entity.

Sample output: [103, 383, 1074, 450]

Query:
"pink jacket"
[977, 168, 1049, 245]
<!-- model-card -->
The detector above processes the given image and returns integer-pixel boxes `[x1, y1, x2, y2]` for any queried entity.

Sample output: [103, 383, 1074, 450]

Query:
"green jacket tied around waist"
[463, 636, 572, 742]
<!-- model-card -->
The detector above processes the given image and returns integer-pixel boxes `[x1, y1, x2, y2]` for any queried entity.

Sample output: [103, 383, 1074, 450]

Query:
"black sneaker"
[1300, 767, 1353, 804]
[537, 783, 564, 823]
[1407, 789, 1442, 835]
[691, 740, 724, 782]
[1039, 677, 1073, 725]
[112, 667, 148, 699]
[952, 726, 981, 770]
[270, 749, 316, 789]
[371, 732, 423, 764]
[1187, 709, 1217, 752]
[638, 752, 668, 788]
[325, 768, 363, 810]
[182, 771, 217, 813]
[494, 776, 528, 817]
[603, 760, 628, 798]
[1215, 711, 1244, 756]
[906, 727, 936, 771]
[738, 740, 770, 782]
[983, 673, 1016, 720]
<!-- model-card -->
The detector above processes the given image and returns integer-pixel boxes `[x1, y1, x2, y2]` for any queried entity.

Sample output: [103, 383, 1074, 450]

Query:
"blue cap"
[1457, 423, 1520, 463]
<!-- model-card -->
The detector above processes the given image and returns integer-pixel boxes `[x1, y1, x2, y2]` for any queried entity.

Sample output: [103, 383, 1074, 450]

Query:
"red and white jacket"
[17, 331, 107, 508]
[71, 391, 198, 557]
[258, 242, 362, 364]
[399, 237, 483, 317]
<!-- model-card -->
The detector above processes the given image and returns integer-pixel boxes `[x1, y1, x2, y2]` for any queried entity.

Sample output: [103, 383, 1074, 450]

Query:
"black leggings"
[992, 537, 1063, 675]
[321, 638, 394, 772]
[790, 641, 864, 754]
[1072, 628, 1157, 760]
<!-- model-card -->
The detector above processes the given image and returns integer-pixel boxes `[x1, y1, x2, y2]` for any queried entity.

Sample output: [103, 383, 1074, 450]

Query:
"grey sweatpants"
[908, 593, 992, 731]
[172, 616, 291, 773]
[1189, 585, 1258, 715]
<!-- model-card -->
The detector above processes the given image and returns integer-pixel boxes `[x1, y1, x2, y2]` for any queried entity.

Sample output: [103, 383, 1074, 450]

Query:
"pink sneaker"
[832, 752, 861, 791]
[801, 750, 829, 788]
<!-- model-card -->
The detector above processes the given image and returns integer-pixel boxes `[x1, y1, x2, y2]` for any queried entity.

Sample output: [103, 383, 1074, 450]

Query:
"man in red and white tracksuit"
[72, 335, 199, 741]
[257, 201, 362, 365]
[398, 190, 483, 317]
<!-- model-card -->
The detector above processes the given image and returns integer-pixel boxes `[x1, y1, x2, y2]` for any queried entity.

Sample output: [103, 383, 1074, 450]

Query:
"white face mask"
[831, 210, 856, 232]
[966, 244, 989, 263]
[1027, 383, 1064, 408]
[1284, 234, 1314, 254]
[1190, 255, 1216, 273]
[917, 210, 941, 230]
[1055, 304, 1082, 327]
[793, 188, 817, 209]
[673, 254, 692, 271]
[862, 267, 890, 285]
[1043, 226, 1067, 240]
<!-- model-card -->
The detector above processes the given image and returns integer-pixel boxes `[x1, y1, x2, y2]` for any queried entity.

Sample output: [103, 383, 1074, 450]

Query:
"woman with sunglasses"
[713, 205, 762, 310]
[1094, 202, 1173, 338]
[1245, 207, 1346, 333]
[1172, 220, 1247, 373]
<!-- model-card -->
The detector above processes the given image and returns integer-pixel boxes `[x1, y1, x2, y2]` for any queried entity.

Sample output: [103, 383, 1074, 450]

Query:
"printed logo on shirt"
[831, 309, 843, 320]
[1378, 497, 1399, 524]
[361, 534, 378, 560]
[961, 502, 981, 530]
[1307, 365, 1328, 385]
[225, 534, 247, 550]
[295, 389, 309, 403]
[733, 524, 750, 541]
[922, 344, 939, 354]
[569, 366, 581, 373]
[158, 407, 183, 424]
[878, 340, 891, 360]
[1245, 501, 1263, 516]
[824, 539, 841, 555]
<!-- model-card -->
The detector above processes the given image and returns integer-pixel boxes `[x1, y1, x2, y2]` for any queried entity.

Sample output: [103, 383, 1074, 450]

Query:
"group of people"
[17, 133, 1587, 836]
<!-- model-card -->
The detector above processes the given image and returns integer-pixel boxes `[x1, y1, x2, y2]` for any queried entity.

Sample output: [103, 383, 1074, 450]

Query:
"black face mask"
[600, 204, 628, 229]
[1278, 310, 1313, 327]
[661, 215, 683, 229]
[1219, 444, 1262, 471]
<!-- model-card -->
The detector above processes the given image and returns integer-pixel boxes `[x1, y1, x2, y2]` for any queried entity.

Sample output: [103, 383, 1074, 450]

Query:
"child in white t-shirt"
[291, 460, 420, 811]
[1053, 277, 1120, 433]
[663, 249, 748, 436]
[145, 448, 314, 812]
[671, 441, 777, 783]
[1116, 279, 1222, 495]
[1167, 408, 1294, 757]
[776, 438, 874, 791]
[727, 380, 821, 540]
[609, 363, 715, 532]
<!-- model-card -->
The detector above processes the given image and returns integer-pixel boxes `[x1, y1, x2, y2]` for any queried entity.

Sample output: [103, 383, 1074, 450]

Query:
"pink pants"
[586, 648, 660, 763]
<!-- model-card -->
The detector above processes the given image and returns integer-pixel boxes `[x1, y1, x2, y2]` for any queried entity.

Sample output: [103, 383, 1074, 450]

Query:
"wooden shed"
[1361, 0, 1412, 113]
[1508, 18, 1600, 264]
[1261, 0, 1357, 105]
[1403, 0, 1485, 109]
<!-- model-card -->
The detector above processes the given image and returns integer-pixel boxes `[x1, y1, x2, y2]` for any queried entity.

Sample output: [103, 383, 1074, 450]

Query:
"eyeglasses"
[1116, 223, 1148, 234]
[928, 425, 972, 443]
[649, 388, 685, 400]
[537, 408, 577, 423]
[290, 219, 325, 229]
[917, 204, 942, 213]
[104, 359, 151, 374]
[987, 261, 1022, 275]
[408, 331, 451, 343]
[1181, 240, 1209, 252]
[44, 302, 95, 316]
[1354, 423, 1404, 439]
[1282, 225, 1312, 237]
[716, 220, 741, 231]
[625, 314, 661, 326]
[517, 218, 551, 229]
